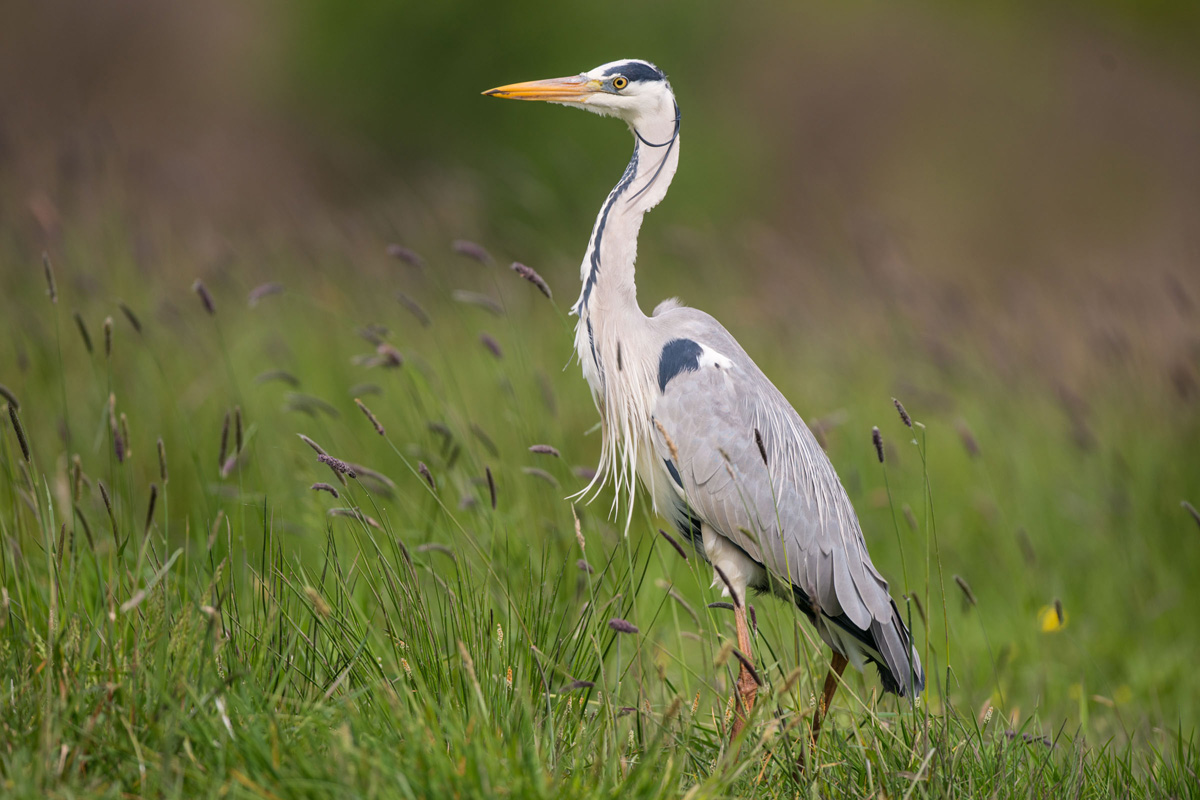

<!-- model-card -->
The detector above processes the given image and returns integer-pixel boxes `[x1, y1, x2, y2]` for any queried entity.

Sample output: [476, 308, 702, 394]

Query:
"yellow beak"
[482, 75, 601, 102]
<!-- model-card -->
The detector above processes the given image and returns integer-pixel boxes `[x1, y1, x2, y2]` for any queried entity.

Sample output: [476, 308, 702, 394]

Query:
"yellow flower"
[1037, 604, 1068, 633]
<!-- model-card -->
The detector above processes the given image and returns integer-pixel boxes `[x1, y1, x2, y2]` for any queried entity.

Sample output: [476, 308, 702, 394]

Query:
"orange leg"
[728, 602, 759, 741]
[809, 651, 849, 748]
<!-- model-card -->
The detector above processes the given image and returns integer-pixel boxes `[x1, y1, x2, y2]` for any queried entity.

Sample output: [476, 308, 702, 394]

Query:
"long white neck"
[572, 98, 681, 385]
[571, 96, 681, 523]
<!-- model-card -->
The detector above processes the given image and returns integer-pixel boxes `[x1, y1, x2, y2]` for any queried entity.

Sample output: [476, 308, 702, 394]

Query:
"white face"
[575, 60, 674, 121]
[484, 59, 675, 129]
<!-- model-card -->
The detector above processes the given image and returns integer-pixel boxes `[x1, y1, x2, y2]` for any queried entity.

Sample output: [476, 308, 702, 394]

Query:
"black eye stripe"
[601, 61, 664, 84]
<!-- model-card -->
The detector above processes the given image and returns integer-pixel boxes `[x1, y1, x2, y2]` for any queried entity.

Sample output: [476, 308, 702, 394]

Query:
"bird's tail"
[872, 599, 924, 697]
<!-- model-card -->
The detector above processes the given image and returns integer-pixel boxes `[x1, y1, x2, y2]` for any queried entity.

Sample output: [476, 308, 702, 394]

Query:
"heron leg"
[809, 651, 849, 747]
[729, 602, 758, 741]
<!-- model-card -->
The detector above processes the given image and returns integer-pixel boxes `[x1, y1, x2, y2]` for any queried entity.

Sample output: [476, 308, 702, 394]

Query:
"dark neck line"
[575, 100, 681, 316]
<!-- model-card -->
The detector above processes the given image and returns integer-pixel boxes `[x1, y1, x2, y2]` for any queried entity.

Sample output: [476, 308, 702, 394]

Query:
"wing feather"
[649, 309, 905, 657]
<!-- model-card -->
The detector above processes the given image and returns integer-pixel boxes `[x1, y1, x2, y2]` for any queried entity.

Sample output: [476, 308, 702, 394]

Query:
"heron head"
[484, 59, 674, 128]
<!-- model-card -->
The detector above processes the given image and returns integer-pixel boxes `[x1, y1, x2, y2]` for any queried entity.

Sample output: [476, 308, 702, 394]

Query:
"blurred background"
[3, 0, 1199, 393]
[2, 0, 1199, 736]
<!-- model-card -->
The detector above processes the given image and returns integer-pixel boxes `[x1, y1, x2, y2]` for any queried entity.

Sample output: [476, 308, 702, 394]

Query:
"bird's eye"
[612, 76, 628, 90]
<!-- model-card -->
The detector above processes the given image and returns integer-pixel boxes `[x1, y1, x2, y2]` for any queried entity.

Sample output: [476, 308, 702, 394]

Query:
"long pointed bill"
[482, 75, 600, 103]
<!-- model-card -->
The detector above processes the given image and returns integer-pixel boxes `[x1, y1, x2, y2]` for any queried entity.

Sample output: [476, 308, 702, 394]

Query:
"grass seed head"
[311, 482, 339, 499]
[103, 316, 113, 358]
[354, 398, 385, 435]
[234, 406, 243, 453]
[74, 504, 95, 550]
[754, 428, 768, 466]
[521, 467, 558, 487]
[144, 484, 158, 534]
[42, 252, 57, 304]
[486, 466, 497, 509]
[304, 586, 331, 618]
[510, 262, 553, 299]
[375, 343, 404, 368]
[906, 592, 926, 625]
[658, 528, 688, 560]
[471, 424, 498, 456]
[157, 437, 168, 483]
[255, 370, 300, 387]
[328, 507, 380, 528]
[73, 311, 93, 354]
[954, 574, 977, 606]
[1182, 500, 1200, 530]
[118, 413, 131, 462]
[479, 332, 503, 359]
[0, 385, 19, 410]
[654, 418, 680, 463]
[955, 418, 981, 458]
[572, 505, 585, 551]
[452, 290, 503, 316]
[318, 454, 356, 478]
[451, 239, 493, 265]
[118, 301, 142, 333]
[529, 444, 560, 457]
[386, 243, 425, 267]
[418, 461, 436, 490]
[714, 565, 741, 608]
[608, 618, 639, 635]
[8, 404, 30, 462]
[872, 426, 885, 463]
[576, 558, 594, 574]
[247, 282, 284, 307]
[395, 293, 431, 327]
[893, 397, 913, 428]
[97, 480, 117, 540]
[192, 279, 216, 315]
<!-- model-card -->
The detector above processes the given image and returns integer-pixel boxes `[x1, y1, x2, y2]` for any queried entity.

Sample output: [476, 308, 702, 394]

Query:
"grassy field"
[1, 202, 1198, 799]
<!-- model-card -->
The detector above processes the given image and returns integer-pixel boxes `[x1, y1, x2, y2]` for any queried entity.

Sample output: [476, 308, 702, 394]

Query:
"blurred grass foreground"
[2, 1, 1199, 797]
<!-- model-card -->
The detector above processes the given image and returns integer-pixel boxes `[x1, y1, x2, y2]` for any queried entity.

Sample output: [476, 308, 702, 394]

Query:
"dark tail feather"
[793, 584, 924, 696]
[872, 599, 924, 696]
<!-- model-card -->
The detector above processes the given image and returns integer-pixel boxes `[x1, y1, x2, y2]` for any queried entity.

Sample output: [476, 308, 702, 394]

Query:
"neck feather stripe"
[578, 147, 639, 313]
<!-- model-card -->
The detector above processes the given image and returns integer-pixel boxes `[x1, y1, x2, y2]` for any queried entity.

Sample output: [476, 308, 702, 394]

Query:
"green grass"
[1, 221, 1198, 799]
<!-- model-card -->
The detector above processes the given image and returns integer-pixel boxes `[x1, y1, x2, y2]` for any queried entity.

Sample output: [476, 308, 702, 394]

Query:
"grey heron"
[485, 59, 924, 745]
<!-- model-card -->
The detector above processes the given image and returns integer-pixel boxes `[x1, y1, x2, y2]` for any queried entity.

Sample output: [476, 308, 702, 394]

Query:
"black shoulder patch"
[603, 61, 664, 84]
[663, 458, 683, 488]
[658, 338, 702, 392]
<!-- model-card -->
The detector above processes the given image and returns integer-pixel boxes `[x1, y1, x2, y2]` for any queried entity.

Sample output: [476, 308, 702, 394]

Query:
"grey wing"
[649, 315, 921, 692]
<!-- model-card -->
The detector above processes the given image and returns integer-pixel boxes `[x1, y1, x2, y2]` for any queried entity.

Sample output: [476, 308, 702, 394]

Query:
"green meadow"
[1, 206, 1196, 796]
